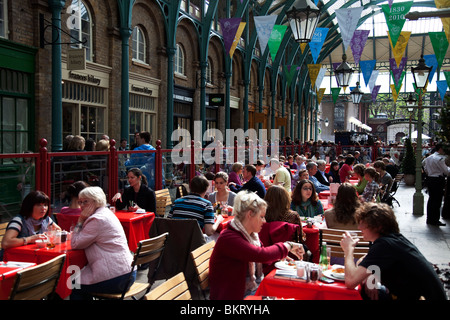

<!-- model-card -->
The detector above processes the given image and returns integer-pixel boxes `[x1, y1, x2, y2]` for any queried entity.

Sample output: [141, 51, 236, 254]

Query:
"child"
[360, 167, 379, 203]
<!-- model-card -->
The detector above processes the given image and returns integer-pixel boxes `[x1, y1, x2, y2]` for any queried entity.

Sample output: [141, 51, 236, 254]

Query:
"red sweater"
[209, 225, 288, 300]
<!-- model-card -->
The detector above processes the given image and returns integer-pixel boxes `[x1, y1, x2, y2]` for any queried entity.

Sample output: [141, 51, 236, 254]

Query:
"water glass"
[309, 264, 320, 283]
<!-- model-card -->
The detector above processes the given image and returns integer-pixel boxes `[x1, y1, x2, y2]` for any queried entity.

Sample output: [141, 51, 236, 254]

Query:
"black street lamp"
[334, 54, 354, 88]
[350, 82, 364, 105]
[286, 0, 321, 43]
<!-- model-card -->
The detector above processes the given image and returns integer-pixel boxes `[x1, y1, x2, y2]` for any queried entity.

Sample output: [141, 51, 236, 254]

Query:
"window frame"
[132, 26, 147, 64]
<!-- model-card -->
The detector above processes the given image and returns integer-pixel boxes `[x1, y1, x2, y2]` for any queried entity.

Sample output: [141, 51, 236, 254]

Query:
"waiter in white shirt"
[422, 143, 450, 226]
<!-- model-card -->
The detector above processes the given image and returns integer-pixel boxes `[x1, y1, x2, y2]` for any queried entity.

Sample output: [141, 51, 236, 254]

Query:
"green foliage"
[401, 138, 416, 175]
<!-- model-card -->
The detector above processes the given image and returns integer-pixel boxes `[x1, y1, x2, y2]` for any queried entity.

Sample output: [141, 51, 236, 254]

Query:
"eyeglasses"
[77, 200, 91, 206]
[302, 187, 313, 191]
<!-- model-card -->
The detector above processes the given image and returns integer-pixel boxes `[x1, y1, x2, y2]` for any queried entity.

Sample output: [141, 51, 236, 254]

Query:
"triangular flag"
[230, 22, 246, 58]
[360, 60, 377, 87]
[335, 7, 364, 51]
[389, 57, 407, 86]
[284, 65, 298, 87]
[423, 54, 438, 83]
[368, 70, 379, 93]
[429, 32, 449, 68]
[444, 71, 450, 89]
[350, 30, 370, 65]
[315, 67, 327, 90]
[268, 25, 287, 61]
[390, 70, 405, 94]
[300, 43, 308, 54]
[436, 80, 448, 101]
[308, 64, 322, 89]
[331, 87, 341, 104]
[380, 1, 413, 47]
[254, 15, 277, 56]
[316, 88, 326, 104]
[372, 85, 381, 102]
[388, 0, 394, 8]
[388, 31, 411, 67]
[309, 28, 329, 64]
[219, 18, 242, 56]
[435, 1, 450, 41]
[390, 83, 401, 103]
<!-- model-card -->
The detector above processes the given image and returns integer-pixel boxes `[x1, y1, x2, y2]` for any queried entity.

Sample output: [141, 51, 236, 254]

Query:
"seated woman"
[353, 164, 368, 195]
[228, 162, 244, 187]
[360, 167, 380, 203]
[60, 181, 90, 215]
[1, 191, 61, 258]
[208, 171, 236, 207]
[209, 191, 305, 300]
[324, 183, 360, 230]
[327, 160, 341, 184]
[264, 185, 301, 225]
[70, 187, 135, 300]
[291, 179, 324, 218]
[112, 168, 156, 213]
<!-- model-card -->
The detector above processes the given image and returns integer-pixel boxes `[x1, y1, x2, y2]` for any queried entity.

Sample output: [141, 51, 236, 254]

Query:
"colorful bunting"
[315, 67, 327, 90]
[316, 88, 326, 104]
[436, 80, 448, 101]
[423, 54, 438, 84]
[254, 15, 277, 56]
[284, 65, 299, 87]
[350, 30, 370, 65]
[390, 83, 402, 103]
[268, 25, 287, 61]
[444, 71, 450, 91]
[360, 60, 377, 87]
[389, 57, 407, 86]
[368, 70, 379, 93]
[335, 7, 364, 51]
[307, 64, 322, 89]
[372, 85, 381, 102]
[309, 28, 328, 64]
[331, 87, 342, 104]
[429, 32, 449, 68]
[380, 1, 413, 48]
[388, 31, 411, 67]
[300, 43, 308, 54]
[219, 18, 243, 58]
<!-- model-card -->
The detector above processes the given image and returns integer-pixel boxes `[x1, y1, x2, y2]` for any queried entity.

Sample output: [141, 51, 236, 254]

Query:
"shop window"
[69, 0, 93, 61]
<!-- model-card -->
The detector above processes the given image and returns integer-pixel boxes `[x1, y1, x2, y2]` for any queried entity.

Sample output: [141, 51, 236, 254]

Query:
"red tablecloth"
[319, 190, 330, 199]
[0, 263, 36, 300]
[255, 269, 362, 300]
[3, 242, 87, 299]
[55, 211, 155, 252]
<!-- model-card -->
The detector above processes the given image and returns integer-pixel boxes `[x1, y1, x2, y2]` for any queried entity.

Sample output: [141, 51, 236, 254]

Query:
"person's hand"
[79, 202, 98, 223]
[112, 193, 122, 203]
[215, 214, 224, 223]
[340, 231, 359, 255]
[128, 205, 138, 212]
[288, 242, 305, 260]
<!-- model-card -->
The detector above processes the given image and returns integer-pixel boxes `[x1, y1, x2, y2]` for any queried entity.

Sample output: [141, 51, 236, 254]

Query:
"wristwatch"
[23, 237, 28, 246]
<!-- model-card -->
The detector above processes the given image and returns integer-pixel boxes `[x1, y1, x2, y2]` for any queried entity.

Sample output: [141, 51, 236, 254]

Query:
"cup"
[35, 239, 48, 248]
[60, 231, 68, 243]
[309, 264, 320, 283]
[296, 261, 305, 278]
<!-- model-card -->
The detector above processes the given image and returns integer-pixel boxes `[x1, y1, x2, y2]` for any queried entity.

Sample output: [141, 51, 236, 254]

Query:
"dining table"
[255, 268, 362, 300]
[0, 261, 37, 300]
[2, 241, 87, 299]
[54, 210, 155, 252]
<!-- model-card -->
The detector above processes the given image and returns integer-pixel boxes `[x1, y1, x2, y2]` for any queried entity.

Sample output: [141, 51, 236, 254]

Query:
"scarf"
[296, 200, 316, 218]
[230, 218, 263, 292]
[24, 216, 49, 237]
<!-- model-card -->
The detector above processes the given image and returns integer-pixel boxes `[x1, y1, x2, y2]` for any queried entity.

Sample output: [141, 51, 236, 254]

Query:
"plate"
[274, 260, 296, 271]
[323, 268, 345, 281]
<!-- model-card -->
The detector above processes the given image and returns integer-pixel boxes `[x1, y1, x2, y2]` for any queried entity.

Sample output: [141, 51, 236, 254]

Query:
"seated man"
[340, 202, 447, 300]
[168, 176, 223, 236]
[263, 158, 291, 194]
[306, 162, 329, 193]
[314, 160, 330, 186]
[229, 164, 266, 198]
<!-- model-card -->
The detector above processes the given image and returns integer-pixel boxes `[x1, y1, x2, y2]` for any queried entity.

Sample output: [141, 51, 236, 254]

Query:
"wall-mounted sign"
[67, 48, 86, 71]
[208, 93, 225, 106]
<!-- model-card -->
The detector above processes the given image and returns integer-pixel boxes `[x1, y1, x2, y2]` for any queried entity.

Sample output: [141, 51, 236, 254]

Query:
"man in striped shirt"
[168, 175, 223, 236]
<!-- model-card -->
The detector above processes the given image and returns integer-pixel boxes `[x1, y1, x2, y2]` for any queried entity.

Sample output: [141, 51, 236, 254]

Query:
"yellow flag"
[300, 43, 307, 54]
[388, 31, 411, 68]
[390, 83, 402, 103]
[316, 88, 326, 104]
[434, 0, 450, 8]
[230, 22, 246, 58]
[307, 64, 322, 89]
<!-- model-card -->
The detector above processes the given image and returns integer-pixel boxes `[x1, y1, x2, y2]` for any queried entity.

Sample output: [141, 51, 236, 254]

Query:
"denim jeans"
[70, 270, 137, 300]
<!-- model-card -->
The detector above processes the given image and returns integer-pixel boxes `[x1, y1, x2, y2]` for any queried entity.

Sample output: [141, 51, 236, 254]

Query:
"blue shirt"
[309, 175, 329, 193]
[230, 176, 266, 198]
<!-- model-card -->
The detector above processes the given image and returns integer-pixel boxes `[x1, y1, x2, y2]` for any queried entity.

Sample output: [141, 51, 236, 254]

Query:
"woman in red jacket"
[209, 191, 305, 300]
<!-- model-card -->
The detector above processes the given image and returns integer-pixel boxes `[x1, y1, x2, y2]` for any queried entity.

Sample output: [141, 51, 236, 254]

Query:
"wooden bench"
[0, 222, 8, 243]
[155, 188, 172, 217]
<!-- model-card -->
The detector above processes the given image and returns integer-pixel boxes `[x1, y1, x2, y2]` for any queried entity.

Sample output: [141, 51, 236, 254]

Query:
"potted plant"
[401, 138, 416, 186]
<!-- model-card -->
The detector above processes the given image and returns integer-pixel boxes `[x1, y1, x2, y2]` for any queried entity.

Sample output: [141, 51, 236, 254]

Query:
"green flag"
[444, 71, 450, 90]
[390, 70, 406, 94]
[429, 32, 449, 68]
[331, 87, 341, 104]
[268, 25, 287, 61]
[284, 65, 298, 87]
[381, 1, 413, 48]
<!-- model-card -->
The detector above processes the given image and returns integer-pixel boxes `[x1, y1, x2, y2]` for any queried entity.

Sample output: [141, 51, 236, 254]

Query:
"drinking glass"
[309, 264, 320, 283]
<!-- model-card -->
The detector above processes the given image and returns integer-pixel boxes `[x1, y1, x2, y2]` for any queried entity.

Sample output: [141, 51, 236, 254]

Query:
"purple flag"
[332, 62, 341, 71]
[389, 57, 407, 86]
[219, 18, 242, 55]
[372, 85, 381, 102]
[350, 30, 370, 65]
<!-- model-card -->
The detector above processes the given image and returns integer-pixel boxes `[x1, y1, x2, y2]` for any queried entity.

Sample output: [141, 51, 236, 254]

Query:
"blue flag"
[360, 60, 377, 87]
[309, 28, 328, 64]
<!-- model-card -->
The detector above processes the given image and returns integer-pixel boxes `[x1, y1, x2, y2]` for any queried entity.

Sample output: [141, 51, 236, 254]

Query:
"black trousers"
[426, 176, 446, 223]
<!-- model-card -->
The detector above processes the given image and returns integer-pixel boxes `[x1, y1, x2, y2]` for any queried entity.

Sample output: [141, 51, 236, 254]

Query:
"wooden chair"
[9, 254, 66, 300]
[190, 240, 215, 300]
[155, 188, 172, 216]
[91, 232, 169, 300]
[319, 229, 370, 260]
[0, 222, 8, 243]
[144, 272, 191, 300]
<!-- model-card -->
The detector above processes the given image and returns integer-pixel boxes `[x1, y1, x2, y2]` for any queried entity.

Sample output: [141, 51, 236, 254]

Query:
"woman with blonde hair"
[209, 191, 305, 300]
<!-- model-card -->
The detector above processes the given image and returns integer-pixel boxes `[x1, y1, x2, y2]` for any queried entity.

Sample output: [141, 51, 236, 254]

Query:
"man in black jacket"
[229, 164, 266, 198]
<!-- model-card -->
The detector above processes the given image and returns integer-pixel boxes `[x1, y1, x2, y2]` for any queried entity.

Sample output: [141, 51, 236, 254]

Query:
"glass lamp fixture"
[412, 55, 432, 89]
[405, 92, 416, 112]
[286, 0, 321, 43]
[350, 82, 364, 104]
[334, 54, 354, 88]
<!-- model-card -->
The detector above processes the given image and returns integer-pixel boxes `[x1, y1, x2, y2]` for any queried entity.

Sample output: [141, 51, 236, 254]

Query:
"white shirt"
[422, 152, 450, 177]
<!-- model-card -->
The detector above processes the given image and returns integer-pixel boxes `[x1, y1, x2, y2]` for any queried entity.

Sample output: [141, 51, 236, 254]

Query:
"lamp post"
[334, 54, 354, 89]
[350, 82, 364, 105]
[286, 0, 321, 43]
[411, 55, 432, 216]
[405, 92, 416, 139]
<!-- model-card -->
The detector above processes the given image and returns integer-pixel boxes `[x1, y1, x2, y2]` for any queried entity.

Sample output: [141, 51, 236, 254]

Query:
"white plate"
[323, 269, 345, 281]
[274, 260, 296, 271]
